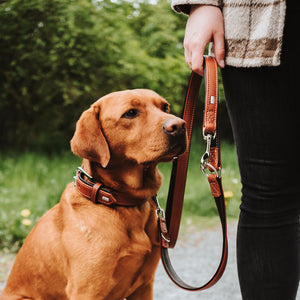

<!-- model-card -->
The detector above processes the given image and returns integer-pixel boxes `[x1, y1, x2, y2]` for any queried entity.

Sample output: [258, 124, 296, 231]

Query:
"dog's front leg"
[126, 282, 154, 300]
[66, 290, 106, 300]
[66, 282, 105, 300]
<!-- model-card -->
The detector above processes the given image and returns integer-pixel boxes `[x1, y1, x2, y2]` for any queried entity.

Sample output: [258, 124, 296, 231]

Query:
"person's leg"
[221, 3, 300, 298]
[222, 64, 300, 299]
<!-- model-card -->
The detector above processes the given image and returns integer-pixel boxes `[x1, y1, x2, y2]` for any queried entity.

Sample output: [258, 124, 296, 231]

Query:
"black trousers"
[221, 1, 300, 299]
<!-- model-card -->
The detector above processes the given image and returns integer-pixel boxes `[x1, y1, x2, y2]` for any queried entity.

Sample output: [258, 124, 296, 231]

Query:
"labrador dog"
[1, 89, 187, 300]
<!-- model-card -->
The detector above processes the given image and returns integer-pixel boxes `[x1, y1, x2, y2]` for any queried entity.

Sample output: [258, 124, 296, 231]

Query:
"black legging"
[221, 1, 300, 299]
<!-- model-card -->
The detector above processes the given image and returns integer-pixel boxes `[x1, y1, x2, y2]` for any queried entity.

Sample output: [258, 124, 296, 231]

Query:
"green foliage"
[0, 151, 81, 251]
[0, 0, 192, 151]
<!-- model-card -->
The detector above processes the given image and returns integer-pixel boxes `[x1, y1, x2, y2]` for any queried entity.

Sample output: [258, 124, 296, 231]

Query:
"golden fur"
[1, 89, 187, 300]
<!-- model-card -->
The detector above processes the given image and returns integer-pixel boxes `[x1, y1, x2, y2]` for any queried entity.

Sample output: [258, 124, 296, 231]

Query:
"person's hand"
[184, 5, 225, 76]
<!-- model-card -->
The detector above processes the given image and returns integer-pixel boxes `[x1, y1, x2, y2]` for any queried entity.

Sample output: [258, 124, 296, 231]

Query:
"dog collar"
[74, 167, 149, 207]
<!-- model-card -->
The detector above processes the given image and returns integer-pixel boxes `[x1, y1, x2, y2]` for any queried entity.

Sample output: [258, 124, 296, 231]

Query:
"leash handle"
[159, 56, 228, 291]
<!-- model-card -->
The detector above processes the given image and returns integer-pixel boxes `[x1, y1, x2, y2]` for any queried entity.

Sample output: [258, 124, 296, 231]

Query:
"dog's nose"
[163, 119, 186, 136]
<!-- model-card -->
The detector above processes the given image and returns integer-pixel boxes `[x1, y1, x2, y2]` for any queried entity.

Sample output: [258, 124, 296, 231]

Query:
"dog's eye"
[121, 109, 139, 119]
[162, 103, 169, 113]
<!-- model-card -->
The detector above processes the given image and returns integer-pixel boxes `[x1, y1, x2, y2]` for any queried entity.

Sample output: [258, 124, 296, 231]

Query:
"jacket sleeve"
[172, 0, 222, 14]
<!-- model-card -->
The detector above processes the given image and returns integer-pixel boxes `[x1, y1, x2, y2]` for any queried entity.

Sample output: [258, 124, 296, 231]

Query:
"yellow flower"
[224, 191, 234, 198]
[22, 219, 32, 226]
[21, 209, 31, 217]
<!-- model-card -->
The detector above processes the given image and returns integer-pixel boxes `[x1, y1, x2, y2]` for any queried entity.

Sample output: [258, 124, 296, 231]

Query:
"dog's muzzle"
[163, 118, 186, 137]
[163, 118, 187, 154]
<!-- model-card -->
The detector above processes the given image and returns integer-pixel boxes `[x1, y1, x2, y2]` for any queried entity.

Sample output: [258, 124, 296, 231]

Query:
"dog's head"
[71, 89, 187, 168]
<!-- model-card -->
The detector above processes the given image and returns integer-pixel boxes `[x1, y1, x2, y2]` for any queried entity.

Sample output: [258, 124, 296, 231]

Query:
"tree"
[0, 0, 191, 151]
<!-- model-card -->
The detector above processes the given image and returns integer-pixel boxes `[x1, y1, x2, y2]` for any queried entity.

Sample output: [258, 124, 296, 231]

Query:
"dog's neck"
[81, 159, 162, 200]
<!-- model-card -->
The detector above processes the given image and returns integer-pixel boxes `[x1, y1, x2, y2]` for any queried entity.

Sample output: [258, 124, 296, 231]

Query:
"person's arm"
[183, 5, 225, 76]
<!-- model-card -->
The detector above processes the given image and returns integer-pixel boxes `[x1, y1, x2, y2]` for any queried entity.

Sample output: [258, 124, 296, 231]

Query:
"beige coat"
[172, 0, 286, 67]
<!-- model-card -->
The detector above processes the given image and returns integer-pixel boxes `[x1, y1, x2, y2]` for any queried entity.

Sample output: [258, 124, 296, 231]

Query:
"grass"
[0, 152, 81, 251]
[0, 133, 241, 251]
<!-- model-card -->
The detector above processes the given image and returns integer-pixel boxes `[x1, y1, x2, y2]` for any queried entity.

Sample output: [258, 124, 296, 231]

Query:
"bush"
[0, 0, 193, 151]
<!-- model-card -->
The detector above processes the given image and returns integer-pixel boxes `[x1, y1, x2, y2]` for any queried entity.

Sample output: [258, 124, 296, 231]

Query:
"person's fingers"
[184, 47, 192, 68]
[183, 5, 224, 76]
[191, 44, 205, 76]
[213, 29, 225, 68]
[184, 43, 206, 76]
[184, 35, 208, 76]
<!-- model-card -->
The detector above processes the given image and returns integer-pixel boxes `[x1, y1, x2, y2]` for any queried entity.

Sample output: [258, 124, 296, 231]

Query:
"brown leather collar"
[74, 167, 149, 207]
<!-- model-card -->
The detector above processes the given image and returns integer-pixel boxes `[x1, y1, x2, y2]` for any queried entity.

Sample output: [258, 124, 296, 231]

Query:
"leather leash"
[156, 56, 228, 291]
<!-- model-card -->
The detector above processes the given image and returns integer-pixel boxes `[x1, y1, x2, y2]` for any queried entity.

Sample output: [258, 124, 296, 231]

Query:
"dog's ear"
[70, 105, 110, 168]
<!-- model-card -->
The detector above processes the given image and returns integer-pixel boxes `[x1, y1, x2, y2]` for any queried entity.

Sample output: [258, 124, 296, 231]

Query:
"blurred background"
[0, 0, 240, 256]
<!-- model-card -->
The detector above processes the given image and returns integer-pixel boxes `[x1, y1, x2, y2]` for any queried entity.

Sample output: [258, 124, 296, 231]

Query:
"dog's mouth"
[141, 139, 187, 166]
[170, 138, 186, 152]
[166, 130, 187, 154]
[142, 160, 155, 167]
[163, 140, 187, 160]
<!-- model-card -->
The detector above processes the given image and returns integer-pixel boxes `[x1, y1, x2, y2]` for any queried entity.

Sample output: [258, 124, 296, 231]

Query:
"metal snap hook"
[200, 133, 221, 178]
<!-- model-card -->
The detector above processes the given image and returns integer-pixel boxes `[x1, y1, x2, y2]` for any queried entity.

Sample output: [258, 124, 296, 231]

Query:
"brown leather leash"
[154, 56, 228, 291]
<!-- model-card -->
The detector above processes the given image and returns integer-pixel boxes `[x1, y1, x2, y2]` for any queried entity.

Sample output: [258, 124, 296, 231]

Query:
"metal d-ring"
[77, 166, 93, 180]
[200, 161, 221, 178]
[152, 195, 165, 219]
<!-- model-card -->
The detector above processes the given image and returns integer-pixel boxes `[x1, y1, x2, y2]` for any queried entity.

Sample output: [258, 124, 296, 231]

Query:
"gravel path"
[154, 220, 241, 300]
[1, 220, 300, 299]
[154, 220, 300, 300]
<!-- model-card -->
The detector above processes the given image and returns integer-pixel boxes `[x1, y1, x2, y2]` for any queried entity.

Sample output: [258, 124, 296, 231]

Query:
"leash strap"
[158, 56, 228, 291]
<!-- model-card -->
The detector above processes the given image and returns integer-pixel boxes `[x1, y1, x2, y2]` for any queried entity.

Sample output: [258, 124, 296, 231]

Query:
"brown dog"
[1, 89, 187, 300]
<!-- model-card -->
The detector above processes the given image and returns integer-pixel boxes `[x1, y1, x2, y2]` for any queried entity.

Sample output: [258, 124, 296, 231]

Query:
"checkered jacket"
[172, 0, 286, 67]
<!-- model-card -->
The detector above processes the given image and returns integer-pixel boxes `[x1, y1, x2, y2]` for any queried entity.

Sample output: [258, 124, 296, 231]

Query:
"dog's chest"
[73, 206, 157, 260]
[68, 201, 160, 295]
[111, 226, 159, 294]
[121, 226, 153, 258]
